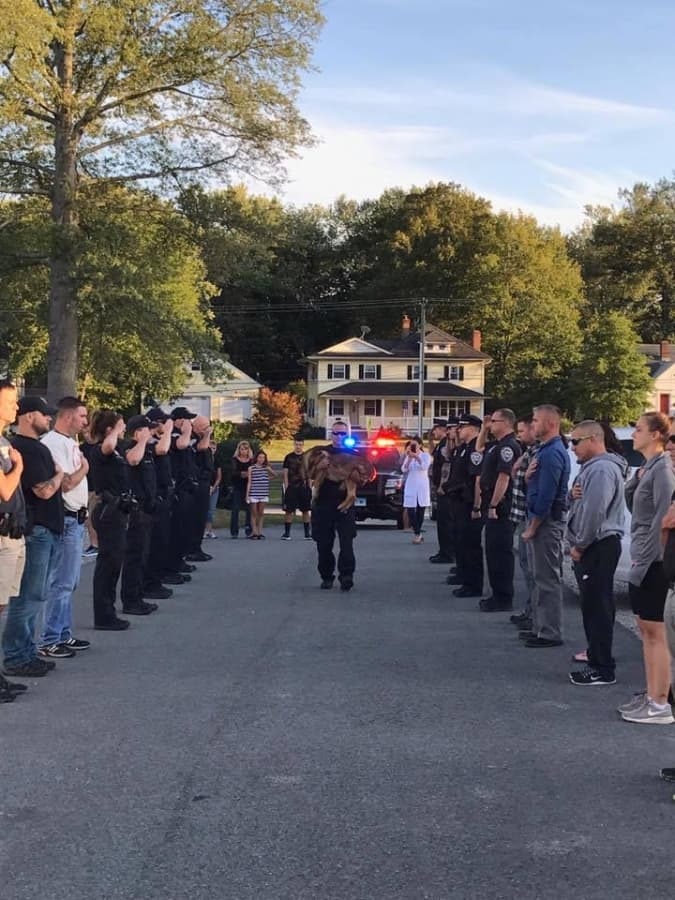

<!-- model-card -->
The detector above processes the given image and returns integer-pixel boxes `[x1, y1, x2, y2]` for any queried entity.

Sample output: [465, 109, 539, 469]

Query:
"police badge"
[500, 446, 514, 463]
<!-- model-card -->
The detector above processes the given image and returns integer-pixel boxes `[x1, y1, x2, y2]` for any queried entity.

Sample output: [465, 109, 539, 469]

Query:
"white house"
[168, 361, 261, 422]
[303, 317, 490, 434]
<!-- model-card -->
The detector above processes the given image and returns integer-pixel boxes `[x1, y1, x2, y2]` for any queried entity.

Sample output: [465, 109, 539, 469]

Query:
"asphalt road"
[1, 523, 674, 900]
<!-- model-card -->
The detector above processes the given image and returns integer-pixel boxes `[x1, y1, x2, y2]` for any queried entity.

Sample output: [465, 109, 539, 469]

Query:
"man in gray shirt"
[567, 420, 626, 686]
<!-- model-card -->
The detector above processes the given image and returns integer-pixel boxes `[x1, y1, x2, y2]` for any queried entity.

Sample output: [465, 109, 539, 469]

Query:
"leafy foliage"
[250, 387, 301, 440]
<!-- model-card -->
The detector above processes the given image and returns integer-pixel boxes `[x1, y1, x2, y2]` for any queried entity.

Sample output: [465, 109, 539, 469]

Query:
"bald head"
[571, 419, 606, 462]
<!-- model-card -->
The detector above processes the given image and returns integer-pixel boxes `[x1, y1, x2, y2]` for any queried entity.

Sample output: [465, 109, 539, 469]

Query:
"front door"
[660, 393, 671, 414]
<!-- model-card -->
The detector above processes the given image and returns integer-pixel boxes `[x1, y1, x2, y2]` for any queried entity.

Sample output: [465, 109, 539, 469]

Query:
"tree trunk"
[47, 26, 79, 402]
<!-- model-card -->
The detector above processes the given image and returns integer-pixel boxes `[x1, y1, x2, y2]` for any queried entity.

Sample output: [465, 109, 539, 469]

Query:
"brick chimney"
[401, 314, 412, 340]
[471, 329, 482, 351]
[660, 340, 671, 361]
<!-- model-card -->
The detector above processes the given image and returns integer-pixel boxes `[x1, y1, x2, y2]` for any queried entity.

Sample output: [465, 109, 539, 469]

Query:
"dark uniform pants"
[312, 503, 356, 581]
[146, 496, 172, 587]
[92, 502, 128, 625]
[485, 516, 516, 606]
[121, 508, 153, 607]
[187, 480, 211, 554]
[452, 499, 483, 592]
[168, 489, 195, 572]
[435, 494, 454, 560]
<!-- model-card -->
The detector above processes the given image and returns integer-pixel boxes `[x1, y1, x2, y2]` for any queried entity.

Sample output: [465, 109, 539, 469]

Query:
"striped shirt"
[248, 464, 270, 500]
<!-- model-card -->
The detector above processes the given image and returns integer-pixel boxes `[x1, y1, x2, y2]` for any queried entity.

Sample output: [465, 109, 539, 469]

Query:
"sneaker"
[3, 659, 51, 677]
[62, 638, 91, 651]
[37, 643, 76, 659]
[304, 534, 312, 541]
[569, 667, 616, 686]
[82, 545, 99, 558]
[281, 534, 292, 541]
[621, 700, 675, 725]
[660, 768, 675, 783]
[617, 691, 647, 715]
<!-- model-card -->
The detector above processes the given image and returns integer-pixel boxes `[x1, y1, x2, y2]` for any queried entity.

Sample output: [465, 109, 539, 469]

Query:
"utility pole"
[417, 299, 427, 437]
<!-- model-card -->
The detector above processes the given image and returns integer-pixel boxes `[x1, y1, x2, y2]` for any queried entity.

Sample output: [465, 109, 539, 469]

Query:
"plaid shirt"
[509, 443, 537, 524]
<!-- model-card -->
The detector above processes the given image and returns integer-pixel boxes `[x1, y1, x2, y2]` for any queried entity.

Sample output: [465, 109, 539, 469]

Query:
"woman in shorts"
[619, 412, 675, 724]
[246, 450, 275, 539]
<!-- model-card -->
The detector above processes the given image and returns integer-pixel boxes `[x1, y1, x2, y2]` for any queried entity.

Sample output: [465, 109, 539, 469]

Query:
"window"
[407, 365, 428, 380]
[308, 398, 315, 418]
[329, 399, 345, 416]
[327, 363, 350, 380]
[363, 399, 382, 416]
[411, 400, 430, 416]
[359, 363, 380, 380]
[433, 400, 471, 417]
[449, 365, 464, 381]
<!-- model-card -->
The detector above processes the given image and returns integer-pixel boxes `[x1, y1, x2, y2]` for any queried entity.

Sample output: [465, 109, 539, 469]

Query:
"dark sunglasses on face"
[570, 436, 592, 446]
[332, 430, 347, 436]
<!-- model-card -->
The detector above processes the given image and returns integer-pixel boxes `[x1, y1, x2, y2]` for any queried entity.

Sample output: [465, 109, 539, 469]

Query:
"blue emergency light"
[342, 435, 356, 449]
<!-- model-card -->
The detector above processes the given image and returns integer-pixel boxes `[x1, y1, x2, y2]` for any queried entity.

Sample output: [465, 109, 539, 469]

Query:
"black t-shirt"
[124, 441, 157, 507]
[479, 433, 521, 513]
[195, 447, 215, 484]
[12, 434, 64, 534]
[444, 437, 484, 503]
[231, 457, 252, 490]
[80, 442, 99, 493]
[431, 438, 448, 488]
[283, 452, 307, 487]
[170, 430, 198, 488]
[149, 438, 174, 497]
[91, 442, 130, 496]
[314, 445, 361, 507]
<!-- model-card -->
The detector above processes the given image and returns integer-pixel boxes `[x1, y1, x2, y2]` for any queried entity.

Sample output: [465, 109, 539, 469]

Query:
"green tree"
[0, 0, 323, 399]
[0, 187, 223, 407]
[565, 312, 652, 424]
[571, 179, 675, 341]
[250, 386, 301, 440]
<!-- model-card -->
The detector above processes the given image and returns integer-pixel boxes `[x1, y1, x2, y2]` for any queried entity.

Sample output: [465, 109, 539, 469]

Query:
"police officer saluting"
[447, 414, 485, 598]
[120, 415, 160, 615]
[478, 409, 521, 612]
[166, 407, 199, 579]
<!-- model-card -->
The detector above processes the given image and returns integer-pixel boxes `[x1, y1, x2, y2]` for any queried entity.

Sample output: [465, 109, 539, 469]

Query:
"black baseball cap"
[17, 396, 57, 417]
[458, 414, 483, 429]
[146, 407, 170, 423]
[170, 406, 196, 420]
[127, 414, 152, 433]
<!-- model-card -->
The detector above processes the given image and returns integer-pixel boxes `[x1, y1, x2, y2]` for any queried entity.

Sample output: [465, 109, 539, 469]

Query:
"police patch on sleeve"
[500, 446, 514, 463]
[470, 451, 483, 466]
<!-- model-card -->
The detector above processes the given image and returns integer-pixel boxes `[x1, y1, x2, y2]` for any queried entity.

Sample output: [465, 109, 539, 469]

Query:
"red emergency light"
[375, 437, 396, 448]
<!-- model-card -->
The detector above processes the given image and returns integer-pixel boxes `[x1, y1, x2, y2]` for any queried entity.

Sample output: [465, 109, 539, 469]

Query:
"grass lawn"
[262, 438, 325, 462]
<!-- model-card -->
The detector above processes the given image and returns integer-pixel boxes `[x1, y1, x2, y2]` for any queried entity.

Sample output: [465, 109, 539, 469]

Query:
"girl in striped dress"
[245, 450, 276, 539]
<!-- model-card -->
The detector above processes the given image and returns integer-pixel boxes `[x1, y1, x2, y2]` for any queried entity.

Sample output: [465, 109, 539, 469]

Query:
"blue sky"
[275, 0, 675, 230]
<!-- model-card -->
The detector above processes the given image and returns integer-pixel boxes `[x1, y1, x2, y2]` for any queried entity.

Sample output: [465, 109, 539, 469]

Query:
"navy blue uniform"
[480, 434, 522, 608]
[446, 438, 484, 592]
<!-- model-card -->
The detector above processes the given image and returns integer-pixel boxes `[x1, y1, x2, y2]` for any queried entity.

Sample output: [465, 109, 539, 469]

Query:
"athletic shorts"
[284, 484, 312, 513]
[629, 561, 669, 622]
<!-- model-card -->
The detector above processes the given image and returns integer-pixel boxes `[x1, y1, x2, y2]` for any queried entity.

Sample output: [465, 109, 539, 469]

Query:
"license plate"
[354, 497, 367, 507]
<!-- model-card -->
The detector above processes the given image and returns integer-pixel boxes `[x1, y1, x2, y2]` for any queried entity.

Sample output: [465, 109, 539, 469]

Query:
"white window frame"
[363, 364, 378, 380]
[449, 365, 465, 381]
[329, 399, 345, 416]
[330, 364, 346, 380]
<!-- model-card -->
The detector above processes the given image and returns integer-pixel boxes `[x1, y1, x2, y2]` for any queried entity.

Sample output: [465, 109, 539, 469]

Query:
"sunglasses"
[332, 430, 347, 436]
[570, 436, 592, 446]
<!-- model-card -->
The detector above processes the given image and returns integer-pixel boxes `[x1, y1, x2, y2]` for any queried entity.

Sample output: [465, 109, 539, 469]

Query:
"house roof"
[320, 382, 484, 399]
[649, 360, 675, 379]
[305, 323, 490, 361]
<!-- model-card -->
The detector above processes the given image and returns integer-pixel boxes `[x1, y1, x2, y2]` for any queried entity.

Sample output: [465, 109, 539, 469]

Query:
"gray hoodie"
[624, 452, 675, 586]
[567, 452, 626, 551]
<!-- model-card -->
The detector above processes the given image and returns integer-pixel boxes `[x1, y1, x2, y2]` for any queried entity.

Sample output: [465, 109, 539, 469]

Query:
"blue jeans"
[40, 517, 84, 646]
[207, 486, 220, 525]
[2, 525, 63, 667]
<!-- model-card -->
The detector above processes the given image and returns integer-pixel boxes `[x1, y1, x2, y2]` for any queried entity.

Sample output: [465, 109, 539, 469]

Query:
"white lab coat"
[401, 451, 431, 508]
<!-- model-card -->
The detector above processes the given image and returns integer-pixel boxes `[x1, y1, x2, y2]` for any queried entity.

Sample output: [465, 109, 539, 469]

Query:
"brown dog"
[304, 447, 376, 511]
